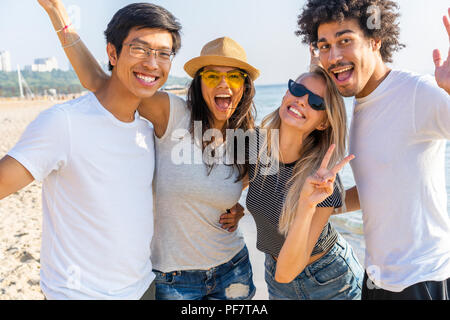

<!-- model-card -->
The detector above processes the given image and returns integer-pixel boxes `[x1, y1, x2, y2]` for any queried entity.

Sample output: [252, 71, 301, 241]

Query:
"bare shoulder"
[138, 91, 170, 137]
[138, 91, 170, 119]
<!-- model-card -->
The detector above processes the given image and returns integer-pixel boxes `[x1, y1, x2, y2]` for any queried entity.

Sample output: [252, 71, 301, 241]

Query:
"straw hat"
[184, 37, 260, 80]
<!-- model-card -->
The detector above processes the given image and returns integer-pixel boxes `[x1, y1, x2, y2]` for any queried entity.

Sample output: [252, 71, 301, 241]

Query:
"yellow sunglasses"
[199, 70, 248, 89]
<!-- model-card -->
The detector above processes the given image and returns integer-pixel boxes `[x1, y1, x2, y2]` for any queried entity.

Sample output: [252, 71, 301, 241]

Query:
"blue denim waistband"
[155, 245, 248, 276]
[265, 234, 347, 280]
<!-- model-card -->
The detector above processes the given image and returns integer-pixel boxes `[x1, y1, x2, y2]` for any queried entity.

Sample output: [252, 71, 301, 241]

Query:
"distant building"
[25, 57, 59, 72]
[0, 50, 12, 72]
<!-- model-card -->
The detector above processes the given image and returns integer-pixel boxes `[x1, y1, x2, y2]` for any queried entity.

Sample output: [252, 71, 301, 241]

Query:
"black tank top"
[245, 128, 342, 257]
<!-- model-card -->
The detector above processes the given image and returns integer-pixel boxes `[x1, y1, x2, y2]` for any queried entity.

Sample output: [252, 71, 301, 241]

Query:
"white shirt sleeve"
[7, 106, 70, 182]
[414, 76, 450, 140]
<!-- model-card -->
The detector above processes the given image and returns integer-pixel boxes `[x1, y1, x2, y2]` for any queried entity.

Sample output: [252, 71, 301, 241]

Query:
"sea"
[239, 83, 450, 260]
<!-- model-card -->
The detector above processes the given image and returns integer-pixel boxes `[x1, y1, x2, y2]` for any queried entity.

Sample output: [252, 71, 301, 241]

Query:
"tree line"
[0, 70, 190, 97]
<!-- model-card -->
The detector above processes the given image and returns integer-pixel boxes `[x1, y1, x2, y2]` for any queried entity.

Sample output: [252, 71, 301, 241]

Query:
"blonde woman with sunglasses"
[245, 66, 364, 299]
[39, 0, 258, 300]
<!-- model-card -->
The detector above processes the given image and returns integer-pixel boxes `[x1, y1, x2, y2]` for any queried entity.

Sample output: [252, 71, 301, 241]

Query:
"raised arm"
[38, 0, 171, 136]
[38, 0, 109, 92]
[275, 145, 355, 283]
[0, 156, 34, 200]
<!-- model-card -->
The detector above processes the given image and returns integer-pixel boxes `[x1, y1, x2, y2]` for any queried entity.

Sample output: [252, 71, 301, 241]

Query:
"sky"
[0, 0, 448, 85]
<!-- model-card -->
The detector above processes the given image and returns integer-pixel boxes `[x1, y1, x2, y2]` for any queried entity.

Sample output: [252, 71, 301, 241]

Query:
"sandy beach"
[0, 100, 53, 300]
[0, 99, 365, 300]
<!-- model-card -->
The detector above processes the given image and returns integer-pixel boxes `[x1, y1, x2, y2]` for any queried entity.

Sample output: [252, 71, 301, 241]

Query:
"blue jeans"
[265, 234, 363, 300]
[153, 246, 256, 300]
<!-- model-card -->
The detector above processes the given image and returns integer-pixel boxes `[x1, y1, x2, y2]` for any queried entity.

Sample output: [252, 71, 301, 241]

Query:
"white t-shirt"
[8, 93, 155, 299]
[349, 70, 450, 292]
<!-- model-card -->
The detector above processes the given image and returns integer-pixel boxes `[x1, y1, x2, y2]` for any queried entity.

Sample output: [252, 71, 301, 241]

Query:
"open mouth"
[134, 72, 159, 87]
[287, 105, 305, 119]
[331, 65, 354, 83]
[214, 94, 232, 111]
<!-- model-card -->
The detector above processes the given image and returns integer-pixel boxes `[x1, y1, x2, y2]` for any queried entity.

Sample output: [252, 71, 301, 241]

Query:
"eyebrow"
[129, 38, 172, 50]
[317, 29, 356, 43]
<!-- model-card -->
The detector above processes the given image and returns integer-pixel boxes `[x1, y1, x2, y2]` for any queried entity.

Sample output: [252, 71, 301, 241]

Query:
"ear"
[371, 38, 382, 51]
[316, 120, 330, 131]
[107, 43, 118, 69]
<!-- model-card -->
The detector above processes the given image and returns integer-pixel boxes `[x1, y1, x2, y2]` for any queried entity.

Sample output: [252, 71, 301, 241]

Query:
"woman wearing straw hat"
[39, 1, 258, 300]
[149, 37, 259, 300]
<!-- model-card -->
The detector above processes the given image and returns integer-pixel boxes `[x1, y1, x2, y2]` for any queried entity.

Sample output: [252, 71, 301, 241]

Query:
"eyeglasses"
[288, 79, 326, 111]
[125, 43, 175, 63]
[199, 70, 248, 89]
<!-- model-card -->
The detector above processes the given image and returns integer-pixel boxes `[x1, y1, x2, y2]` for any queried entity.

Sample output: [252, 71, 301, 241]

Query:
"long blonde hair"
[258, 65, 347, 236]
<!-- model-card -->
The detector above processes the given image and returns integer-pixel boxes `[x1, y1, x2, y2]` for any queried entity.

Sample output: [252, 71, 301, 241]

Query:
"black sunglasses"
[288, 79, 326, 111]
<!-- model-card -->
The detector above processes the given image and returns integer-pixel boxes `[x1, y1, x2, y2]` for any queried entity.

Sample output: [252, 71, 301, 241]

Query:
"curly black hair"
[296, 0, 405, 63]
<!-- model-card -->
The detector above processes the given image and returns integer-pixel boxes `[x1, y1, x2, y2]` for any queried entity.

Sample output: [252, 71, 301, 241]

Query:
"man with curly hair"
[297, 0, 450, 300]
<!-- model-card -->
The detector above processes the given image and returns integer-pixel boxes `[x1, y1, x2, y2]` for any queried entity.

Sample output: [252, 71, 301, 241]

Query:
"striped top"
[245, 128, 342, 258]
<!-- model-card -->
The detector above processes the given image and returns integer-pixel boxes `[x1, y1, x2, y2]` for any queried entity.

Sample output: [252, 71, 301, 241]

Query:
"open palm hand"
[433, 8, 450, 94]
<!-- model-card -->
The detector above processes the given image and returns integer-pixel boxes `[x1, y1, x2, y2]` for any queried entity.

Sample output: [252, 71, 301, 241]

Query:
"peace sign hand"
[299, 145, 355, 208]
[433, 8, 450, 95]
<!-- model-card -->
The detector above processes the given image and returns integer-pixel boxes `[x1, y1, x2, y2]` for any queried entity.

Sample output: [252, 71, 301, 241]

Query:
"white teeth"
[136, 73, 156, 83]
[333, 66, 353, 74]
[215, 94, 231, 98]
[288, 106, 304, 118]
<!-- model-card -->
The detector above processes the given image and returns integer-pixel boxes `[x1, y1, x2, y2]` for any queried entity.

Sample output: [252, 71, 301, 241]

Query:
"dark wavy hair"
[104, 3, 182, 71]
[296, 0, 405, 63]
[186, 68, 256, 182]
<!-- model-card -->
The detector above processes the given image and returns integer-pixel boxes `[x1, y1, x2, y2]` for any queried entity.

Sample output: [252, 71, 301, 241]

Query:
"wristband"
[62, 37, 81, 49]
[56, 23, 72, 33]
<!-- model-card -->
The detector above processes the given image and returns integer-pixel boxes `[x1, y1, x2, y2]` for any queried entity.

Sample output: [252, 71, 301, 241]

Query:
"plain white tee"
[8, 93, 155, 299]
[349, 70, 450, 292]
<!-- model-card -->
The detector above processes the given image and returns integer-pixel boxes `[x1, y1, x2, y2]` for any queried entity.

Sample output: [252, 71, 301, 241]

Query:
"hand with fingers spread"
[433, 8, 450, 94]
[299, 144, 355, 208]
[219, 203, 245, 232]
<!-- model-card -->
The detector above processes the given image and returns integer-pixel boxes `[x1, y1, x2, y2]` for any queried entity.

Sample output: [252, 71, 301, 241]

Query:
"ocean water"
[242, 83, 450, 239]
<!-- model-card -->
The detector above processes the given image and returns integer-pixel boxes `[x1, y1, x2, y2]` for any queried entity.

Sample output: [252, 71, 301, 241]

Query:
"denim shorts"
[265, 234, 363, 300]
[153, 246, 256, 300]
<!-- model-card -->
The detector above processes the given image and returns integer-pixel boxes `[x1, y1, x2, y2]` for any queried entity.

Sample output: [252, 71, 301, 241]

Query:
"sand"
[0, 99, 365, 300]
[0, 100, 53, 300]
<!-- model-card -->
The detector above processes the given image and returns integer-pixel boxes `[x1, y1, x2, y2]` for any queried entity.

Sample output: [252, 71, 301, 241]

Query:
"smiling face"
[317, 19, 381, 98]
[279, 74, 328, 134]
[200, 66, 245, 129]
[108, 27, 173, 99]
